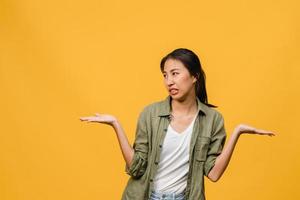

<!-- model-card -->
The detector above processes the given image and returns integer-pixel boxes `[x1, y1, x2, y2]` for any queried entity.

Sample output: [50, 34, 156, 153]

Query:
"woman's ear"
[192, 73, 199, 83]
[192, 77, 197, 83]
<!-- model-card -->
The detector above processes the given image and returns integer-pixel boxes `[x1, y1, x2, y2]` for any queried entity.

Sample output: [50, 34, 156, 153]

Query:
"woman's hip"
[149, 189, 186, 200]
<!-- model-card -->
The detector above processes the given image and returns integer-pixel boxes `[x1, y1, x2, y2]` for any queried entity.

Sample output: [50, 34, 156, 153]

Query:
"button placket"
[154, 127, 167, 166]
[185, 114, 201, 199]
[148, 117, 169, 199]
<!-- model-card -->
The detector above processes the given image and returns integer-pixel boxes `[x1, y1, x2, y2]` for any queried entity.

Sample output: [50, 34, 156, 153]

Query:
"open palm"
[79, 113, 116, 126]
[236, 124, 276, 137]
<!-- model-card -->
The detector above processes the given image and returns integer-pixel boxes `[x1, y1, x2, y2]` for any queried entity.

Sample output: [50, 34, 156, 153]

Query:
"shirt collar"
[157, 95, 207, 117]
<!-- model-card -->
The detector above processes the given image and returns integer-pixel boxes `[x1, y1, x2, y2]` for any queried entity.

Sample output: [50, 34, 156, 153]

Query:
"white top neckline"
[169, 113, 198, 135]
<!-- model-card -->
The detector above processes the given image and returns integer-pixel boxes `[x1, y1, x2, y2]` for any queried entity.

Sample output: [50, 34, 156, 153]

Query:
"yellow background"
[1, 0, 299, 199]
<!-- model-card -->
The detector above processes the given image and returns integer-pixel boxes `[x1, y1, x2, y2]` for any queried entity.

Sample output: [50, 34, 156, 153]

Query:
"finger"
[80, 117, 89, 120]
[256, 129, 273, 134]
[263, 132, 276, 136]
[79, 117, 86, 121]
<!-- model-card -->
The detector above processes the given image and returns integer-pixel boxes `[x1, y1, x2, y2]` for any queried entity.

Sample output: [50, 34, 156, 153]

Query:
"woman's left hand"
[235, 124, 276, 137]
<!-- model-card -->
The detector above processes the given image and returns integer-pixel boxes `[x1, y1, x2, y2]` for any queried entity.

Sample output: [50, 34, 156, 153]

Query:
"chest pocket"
[194, 136, 211, 162]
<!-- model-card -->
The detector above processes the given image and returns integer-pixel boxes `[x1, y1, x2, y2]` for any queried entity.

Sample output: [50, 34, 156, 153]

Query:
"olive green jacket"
[121, 95, 227, 200]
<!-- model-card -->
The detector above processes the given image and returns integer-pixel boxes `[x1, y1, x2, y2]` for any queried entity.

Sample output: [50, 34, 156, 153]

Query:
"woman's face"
[162, 58, 197, 101]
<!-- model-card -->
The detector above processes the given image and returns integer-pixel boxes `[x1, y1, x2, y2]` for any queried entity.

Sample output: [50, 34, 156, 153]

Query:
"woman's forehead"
[163, 59, 185, 72]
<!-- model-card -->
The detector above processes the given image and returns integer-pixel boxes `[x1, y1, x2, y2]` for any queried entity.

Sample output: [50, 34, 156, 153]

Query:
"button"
[159, 144, 162, 148]
[150, 179, 153, 182]
[155, 161, 158, 165]
[163, 128, 167, 132]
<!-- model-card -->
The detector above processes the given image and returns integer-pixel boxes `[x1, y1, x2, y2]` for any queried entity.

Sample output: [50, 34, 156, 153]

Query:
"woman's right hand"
[79, 113, 117, 126]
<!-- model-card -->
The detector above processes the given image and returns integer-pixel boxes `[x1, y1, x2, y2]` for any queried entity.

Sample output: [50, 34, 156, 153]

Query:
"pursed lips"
[169, 88, 178, 92]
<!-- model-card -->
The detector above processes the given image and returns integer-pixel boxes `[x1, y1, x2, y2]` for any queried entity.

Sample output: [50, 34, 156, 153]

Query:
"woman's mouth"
[169, 89, 178, 95]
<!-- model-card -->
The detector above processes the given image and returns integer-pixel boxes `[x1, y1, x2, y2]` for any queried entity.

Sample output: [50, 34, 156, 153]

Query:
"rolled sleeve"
[204, 112, 227, 177]
[125, 108, 149, 179]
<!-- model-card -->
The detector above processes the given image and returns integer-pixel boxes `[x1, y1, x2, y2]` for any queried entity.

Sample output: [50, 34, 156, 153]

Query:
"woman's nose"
[166, 76, 174, 85]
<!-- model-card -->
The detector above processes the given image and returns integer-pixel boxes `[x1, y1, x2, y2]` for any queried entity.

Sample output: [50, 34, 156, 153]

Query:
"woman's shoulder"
[140, 98, 166, 115]
[140, 96, 224, 120]
[201, 102, 223, 116]
[136, 97, 171, 120]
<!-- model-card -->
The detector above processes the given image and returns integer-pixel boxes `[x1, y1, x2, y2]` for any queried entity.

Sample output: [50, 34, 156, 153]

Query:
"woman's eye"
[163, 72, 177, 78]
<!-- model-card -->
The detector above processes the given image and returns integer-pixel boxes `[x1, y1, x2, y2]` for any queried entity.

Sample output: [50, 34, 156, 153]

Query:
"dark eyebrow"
[163, 68, 180, 73]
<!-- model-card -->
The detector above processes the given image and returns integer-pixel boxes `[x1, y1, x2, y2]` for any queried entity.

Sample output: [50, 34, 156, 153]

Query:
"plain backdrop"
[0, 0, 299, 199]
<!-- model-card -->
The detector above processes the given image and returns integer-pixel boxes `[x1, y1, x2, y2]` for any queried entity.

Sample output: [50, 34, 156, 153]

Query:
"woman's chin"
[170, 94, 185, 101]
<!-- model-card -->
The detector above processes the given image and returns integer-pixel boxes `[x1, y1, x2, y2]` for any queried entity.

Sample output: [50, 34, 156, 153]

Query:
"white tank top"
[153, 113, 198, 194]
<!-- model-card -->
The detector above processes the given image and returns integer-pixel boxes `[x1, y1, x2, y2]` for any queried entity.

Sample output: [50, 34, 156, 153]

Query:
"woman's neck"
[170, 95, 198, 117]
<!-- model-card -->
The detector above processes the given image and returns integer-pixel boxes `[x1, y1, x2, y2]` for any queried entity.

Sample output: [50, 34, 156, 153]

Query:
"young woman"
[80, 48, 276, 200]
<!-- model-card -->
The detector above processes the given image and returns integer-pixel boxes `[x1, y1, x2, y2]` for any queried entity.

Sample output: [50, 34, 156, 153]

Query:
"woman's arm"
[207, 125, 276, 182]
[207, 128, 240, 182]
[80, 113, 134, 167]
[80, 110, 149, 179]
[112, 120, 134, 168]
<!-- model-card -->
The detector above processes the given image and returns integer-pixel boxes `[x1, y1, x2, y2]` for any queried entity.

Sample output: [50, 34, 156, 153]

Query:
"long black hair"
[160, 48, 217, 108]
